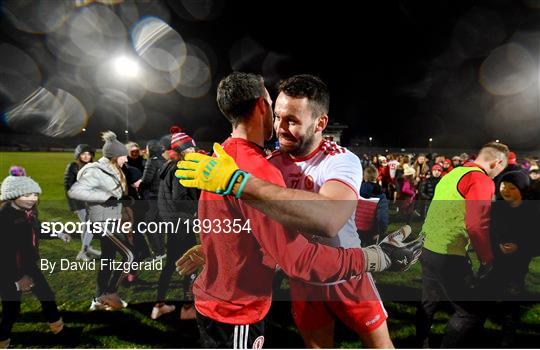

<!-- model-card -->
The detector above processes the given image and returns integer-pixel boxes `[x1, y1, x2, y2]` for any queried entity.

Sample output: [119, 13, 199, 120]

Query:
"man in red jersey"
[176, 72, 422, 348]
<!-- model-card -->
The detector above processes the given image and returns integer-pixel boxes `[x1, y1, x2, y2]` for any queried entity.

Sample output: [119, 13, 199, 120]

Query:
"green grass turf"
[0, 152, 539, 348]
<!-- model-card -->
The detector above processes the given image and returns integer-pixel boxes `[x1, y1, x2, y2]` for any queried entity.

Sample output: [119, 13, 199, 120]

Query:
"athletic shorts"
[196, 311, 267, 349]
[290, 273, 387, 334]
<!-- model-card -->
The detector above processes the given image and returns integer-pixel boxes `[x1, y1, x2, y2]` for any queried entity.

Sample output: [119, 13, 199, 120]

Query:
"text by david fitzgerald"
[40, 258, 162, 274]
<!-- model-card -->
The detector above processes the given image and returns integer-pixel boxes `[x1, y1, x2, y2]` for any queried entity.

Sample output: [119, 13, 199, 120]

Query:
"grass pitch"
[0, 151, 539, 348]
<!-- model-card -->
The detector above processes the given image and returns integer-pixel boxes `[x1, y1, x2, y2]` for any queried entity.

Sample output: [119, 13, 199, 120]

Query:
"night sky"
[1, 0, 540, 150]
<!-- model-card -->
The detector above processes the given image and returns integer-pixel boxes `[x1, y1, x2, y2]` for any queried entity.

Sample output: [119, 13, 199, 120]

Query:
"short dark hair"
[216, 72, 266, 127]
[278, 74, 330, 118]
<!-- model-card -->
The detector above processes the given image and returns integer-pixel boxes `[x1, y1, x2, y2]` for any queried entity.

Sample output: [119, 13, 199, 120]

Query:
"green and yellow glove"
[175, 143, 251, 198]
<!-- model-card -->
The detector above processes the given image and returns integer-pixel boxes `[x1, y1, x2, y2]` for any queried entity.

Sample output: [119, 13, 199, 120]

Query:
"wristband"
[217, 170, 251, 198]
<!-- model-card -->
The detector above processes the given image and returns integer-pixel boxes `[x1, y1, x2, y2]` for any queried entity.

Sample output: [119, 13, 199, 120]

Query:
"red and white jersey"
[269, 140, 363, 249]
[388, 160, 399, 180]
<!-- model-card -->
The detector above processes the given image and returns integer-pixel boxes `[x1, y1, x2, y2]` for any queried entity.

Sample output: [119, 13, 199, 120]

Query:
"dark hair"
[278, 74, 330, 118]
[216, 72, 266, 127]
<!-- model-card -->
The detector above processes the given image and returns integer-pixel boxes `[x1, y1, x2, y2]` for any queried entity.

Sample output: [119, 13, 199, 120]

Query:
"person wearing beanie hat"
[0, 176, 71, 348]
[140, 140, 167, 261]
[8, 166, 26, 177]
[170, 126, 196, 153]
[494, 150, 526, 200]
[102, 132, 128, 159]
[74, 144, 94, 161]
[151, 126, 199, 320]
[0, 176, 41, 201]
[68, 131, 132, 311]
[488, 170, 540, 346]
[64, 144, 99, 262]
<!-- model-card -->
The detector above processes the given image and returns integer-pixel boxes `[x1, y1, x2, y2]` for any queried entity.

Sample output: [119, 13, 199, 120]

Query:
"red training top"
[457, 162, 495, 264]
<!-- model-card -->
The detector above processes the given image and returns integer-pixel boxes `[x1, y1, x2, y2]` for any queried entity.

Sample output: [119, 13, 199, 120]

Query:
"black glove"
[103, 196, 118, 207]
[362, 225, 424, 272]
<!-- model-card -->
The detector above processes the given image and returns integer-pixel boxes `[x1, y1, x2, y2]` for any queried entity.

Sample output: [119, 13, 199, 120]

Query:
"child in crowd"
[488, 171, 540, 346]
[357, 166, 389, 246]
[418, 164, 442, 218]
[0, 175, 71, 348]
[398, 167, 416, 223]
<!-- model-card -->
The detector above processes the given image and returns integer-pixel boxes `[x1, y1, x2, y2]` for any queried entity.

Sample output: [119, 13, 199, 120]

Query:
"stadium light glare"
[113, 56, 139, 79]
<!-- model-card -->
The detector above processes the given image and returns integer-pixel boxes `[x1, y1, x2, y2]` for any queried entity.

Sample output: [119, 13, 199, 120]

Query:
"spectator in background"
[358, 166, 389, 246]
[488, 171, 540, 347]
[528, 168, 540, 200]
[126, 142, 146, 173]
[460, 152, 470, 165]
[398, 166, 416, 223]
[393, 155, 410, 209]
[494, 151, 525, 199]
[360, 153, 371, 170]
[418, 164, 442, 218]
[412, 154, 429, 188]
[68, 131, 133, 311]
[152, 127, 199, 320]
[377, 156, 392, 198]
[441, 158, 453, 177]
[63, 144, 100, 262]
[0, 176, 72, 348]
[451, 155, 462, 168]
[371, 154, 380, 169]
[387, 154, 400, 204]
[140, 140, 166, 261]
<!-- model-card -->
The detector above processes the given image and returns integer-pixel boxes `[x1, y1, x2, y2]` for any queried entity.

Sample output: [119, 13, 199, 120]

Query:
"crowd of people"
[0, 72, 539, 349]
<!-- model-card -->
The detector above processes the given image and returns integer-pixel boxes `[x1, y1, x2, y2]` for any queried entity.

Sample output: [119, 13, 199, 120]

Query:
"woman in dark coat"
[63, 144, 99, 261]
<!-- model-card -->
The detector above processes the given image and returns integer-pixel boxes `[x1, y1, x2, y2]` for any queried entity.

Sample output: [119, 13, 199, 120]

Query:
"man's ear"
[489, 159, 501, 169]
[315, 115, 328, 132]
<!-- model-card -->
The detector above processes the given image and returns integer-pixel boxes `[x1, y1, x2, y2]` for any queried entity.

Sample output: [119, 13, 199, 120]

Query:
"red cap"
[432, 164, 443, 172]
[508, 151, 517, 165]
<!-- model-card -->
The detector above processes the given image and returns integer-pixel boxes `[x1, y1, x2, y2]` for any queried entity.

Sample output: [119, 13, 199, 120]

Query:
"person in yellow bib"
[415, 141, 509, 348]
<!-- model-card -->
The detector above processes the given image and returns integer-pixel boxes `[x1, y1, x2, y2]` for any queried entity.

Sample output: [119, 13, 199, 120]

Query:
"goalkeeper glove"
[175, 143, 250, 198]
[362, 225, 424, 272]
